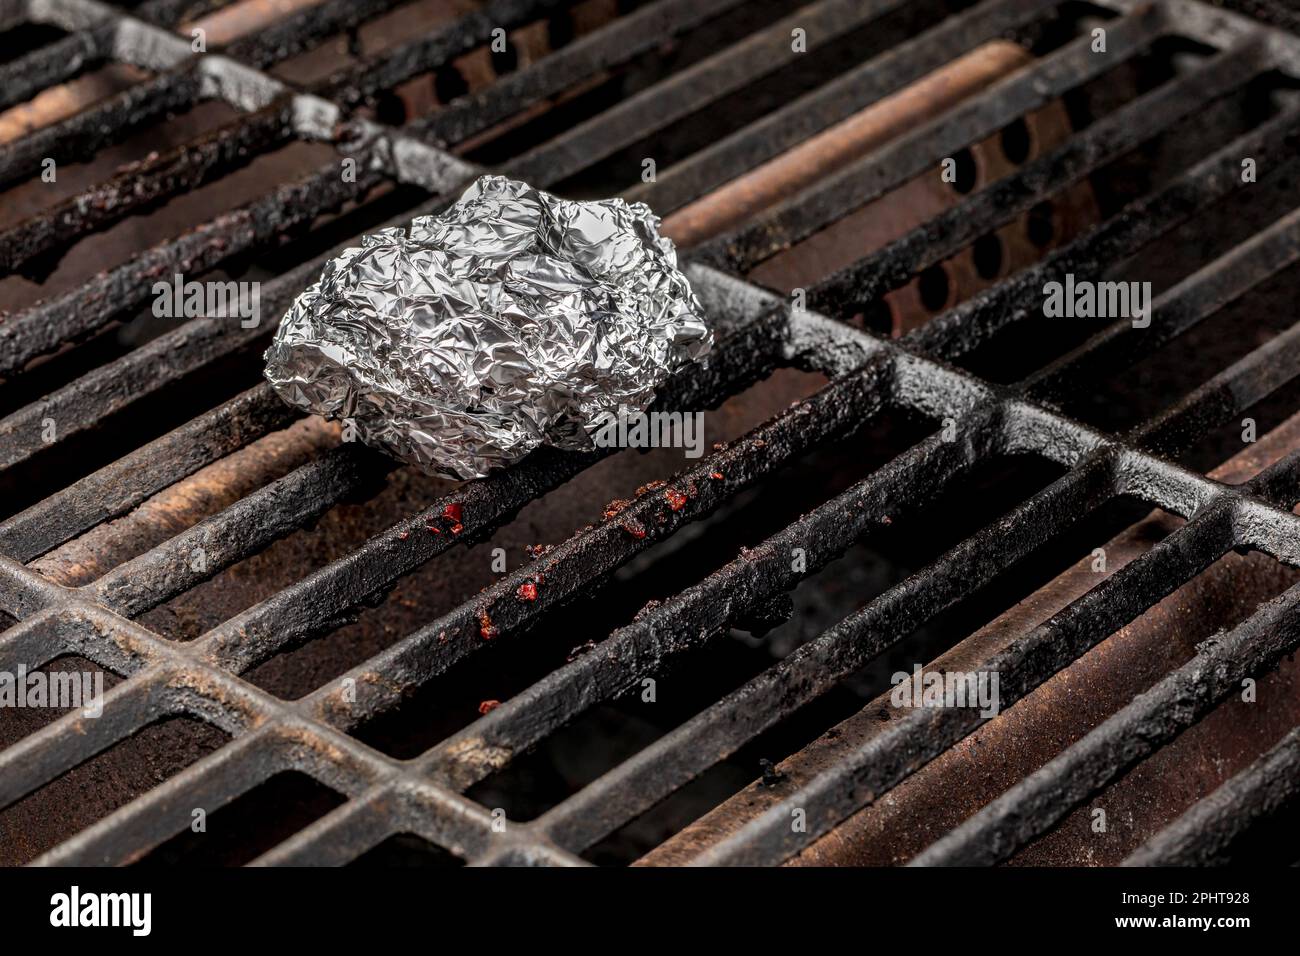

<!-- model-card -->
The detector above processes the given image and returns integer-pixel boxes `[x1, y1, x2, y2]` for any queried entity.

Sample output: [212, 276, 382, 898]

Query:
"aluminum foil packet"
[263, 175, 711, 479]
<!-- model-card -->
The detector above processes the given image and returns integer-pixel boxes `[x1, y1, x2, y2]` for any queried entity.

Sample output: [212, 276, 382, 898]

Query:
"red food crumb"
[710, 472, 724, 481]
[603, 498, 632, 520]
[441, 502, 463, 524]
[478, 699, 501, 715]
[450, 522, 464, 535]
[517, 582, 538, 602]
[664, 488, 688, 511]
[620, 519, 647, 539]
[478, 611, 499, 640]
[635, 480, 666, 497]
[425, 523, 442, 534]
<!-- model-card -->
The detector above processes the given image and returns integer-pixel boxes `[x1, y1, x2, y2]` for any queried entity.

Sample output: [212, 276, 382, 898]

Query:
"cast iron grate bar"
[1123, 724, 1300, 866]
[911, 545, 1300, 866]
[501, 0, 907, 188]
[0, 70, 204, 190]
[622, 0, 1066, 215]
[311, 0, 570, 110]
[220, 0, 417, 70]
[417, 276, 1300, 856]
[688, 3, 1171, 274]
[1024, 204, 1300, 398]
[2, 0, 1300, 869]
[0, 156, 387, 379]
[412, 0, 754, 149]
[0, 98, 298, 275]
[0, 385, 299, 563]
[0, 14, 113, 113]
[909, 103, 1300, 359]
[801, 39, 1266, 317]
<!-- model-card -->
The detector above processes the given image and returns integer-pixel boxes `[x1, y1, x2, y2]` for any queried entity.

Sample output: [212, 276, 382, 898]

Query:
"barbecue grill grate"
[3, 0, 1300, 866]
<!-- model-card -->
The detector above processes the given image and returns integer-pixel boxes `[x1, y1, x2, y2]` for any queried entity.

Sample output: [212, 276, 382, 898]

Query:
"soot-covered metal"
[1, 0, 1300, 873]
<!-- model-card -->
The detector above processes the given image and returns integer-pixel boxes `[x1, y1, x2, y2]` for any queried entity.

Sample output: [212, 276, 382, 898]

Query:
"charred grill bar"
[2, 0, 1300, 866]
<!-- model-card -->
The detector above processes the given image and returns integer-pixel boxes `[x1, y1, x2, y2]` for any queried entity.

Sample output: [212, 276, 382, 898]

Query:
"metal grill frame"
[1, 0, 1300, 867]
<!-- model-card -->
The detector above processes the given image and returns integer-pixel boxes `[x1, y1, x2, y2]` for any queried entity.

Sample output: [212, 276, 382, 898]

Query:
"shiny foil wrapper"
[263, 175, 711, 479]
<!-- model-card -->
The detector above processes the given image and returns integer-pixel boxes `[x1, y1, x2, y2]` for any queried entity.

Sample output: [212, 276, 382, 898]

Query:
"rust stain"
[33, 416, 341, 587]
[442, 736, 512, 780]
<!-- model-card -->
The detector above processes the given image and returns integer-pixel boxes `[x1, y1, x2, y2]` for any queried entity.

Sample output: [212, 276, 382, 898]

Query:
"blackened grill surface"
[2, 0, 1300, 868]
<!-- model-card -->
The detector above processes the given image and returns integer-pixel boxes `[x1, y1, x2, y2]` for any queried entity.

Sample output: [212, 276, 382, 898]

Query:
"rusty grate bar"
[912, 568, 1300, 865]
[0, 385, 298, 562]
[1123, 724, 1300, 866]
[689, 3, 1171, 275]
[413, 0, 754, 148]
[623, 0, 1060, 215]
[0, 71, 203, 188]
[799, 38, 1267, 316]
[87, 445, 381, 619]
[426, 266, 1300, 860]
[311, 0, 570, 109]
[910, 103, 1300, 359]
[196, 275, 790, 677]
[0, 3, 115, 111]
[1024, 204, 1300, 397]
[3, 0, 1300, 870]
[674, 312, 1300, 864]
[501, 0, 906, 187]
[220, 0, 416, 69]
[0, 97, 298, 275]
[133, 0, 230, 29]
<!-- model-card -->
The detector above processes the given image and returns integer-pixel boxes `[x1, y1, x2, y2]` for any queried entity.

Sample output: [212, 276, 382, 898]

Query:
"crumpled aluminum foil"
[263, 175, 711, 479]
